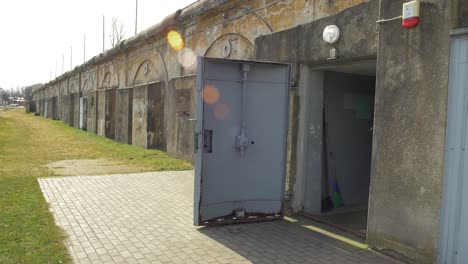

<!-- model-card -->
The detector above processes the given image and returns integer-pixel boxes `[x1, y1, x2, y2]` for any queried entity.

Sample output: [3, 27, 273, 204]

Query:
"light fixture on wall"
[322, 25, 340, 44]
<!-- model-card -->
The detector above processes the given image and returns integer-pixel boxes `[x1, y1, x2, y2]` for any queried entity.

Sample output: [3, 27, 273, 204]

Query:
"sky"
[0, 0, 196, 89]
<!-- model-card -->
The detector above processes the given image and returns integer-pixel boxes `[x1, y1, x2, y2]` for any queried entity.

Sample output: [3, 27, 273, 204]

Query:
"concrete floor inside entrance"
[308, 206, 368, 239]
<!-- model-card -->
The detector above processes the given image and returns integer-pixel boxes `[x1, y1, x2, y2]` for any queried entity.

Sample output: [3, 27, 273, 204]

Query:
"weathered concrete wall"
[255, 0, 453, 261]
[32, 0, 369, 159]
[59, 81, 67, 120]
[459, 0, 468, 28]
[367, 1, 451, 262]
[132, 86, 148, 148]
[39, 100, 44, 116]
[255, 0, 379, 63]
[147, 82, 165, 150]
[61, 95, 71, 125]
[69, 76, 79, 127]
[69, 94, 75, 126]
[42, 100, 46, 117]
[128, 82, 165, 149]
[115, 88, 133, 144]
[96, 90, 106, 136]
[35, 100, 39, 115]
[52, 96, 59, 120]
[167, 75, 196, 161]
[72, 93, 80, 128]
[105, 89, 116, 139]
[48, 99, 52, 119]
[86, 91, 98, 133]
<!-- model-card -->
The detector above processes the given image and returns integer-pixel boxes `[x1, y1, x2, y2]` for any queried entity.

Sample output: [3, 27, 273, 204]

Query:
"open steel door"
[193, 57, 290, 225]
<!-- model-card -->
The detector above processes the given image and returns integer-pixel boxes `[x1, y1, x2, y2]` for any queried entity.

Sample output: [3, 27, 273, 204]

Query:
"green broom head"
[332, 182, 344, 208]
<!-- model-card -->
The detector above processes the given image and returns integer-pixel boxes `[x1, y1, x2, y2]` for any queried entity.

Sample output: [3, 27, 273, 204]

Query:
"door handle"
[194, 132, 199, 153]
[203, 130, 213, 153]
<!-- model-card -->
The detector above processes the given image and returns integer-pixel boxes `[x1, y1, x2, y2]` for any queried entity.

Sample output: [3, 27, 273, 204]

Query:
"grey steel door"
[193, 58, 290, 225]
[439, 33, 468, 264]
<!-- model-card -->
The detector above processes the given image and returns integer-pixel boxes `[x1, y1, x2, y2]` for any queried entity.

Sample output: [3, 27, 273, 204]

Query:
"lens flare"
[203, 85, 220, 105]
[167, 30, 184, 51]
[214, 103, 230, 120]
[177, 48, 197, 72]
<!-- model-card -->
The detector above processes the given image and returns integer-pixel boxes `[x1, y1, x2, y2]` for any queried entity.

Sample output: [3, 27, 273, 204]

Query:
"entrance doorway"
[304, 61, 376, 239]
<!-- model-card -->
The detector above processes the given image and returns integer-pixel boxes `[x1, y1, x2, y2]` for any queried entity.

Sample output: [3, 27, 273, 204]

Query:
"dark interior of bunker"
[313, 64, 376, 238]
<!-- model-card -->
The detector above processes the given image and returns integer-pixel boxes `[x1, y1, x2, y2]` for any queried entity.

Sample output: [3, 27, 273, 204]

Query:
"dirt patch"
[46, 159, 151, 176]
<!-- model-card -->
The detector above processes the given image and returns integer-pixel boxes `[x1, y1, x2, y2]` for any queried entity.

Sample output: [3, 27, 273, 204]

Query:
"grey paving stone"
[39, 171, 398, 264]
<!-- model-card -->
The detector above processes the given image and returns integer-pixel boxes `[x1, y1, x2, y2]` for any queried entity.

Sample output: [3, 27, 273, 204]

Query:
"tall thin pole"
[83, 35, 86, 63]
[103, 15, 105, 52]
[70, 46, 73, 70]
[135, 0, 138, 35]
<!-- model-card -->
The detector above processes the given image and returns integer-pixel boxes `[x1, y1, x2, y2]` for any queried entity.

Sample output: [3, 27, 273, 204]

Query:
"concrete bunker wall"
[367, 1, 451, 262]
[72, 93, 80, 128]
[167, 75, 197, 161]
[40, 100, 44, 116]
[115, 88, 133, 144]
[87, 91, 98, 133]
[96, 90, 106, 136]
[147, 83, 165, 150]
[52, 96, 59, 120]
[32, 0, 370, 160]
[61, 95, 71, 125]
[131, 83, 165, 149]
[46, 99, 53, 119]
[132, 86, 148, 148]
[105, 88, 116, 139]
[256, 0, 452, 262]
[459, 0, 468, 28]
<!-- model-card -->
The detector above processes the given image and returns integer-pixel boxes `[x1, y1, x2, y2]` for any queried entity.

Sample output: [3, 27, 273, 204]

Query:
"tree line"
[0, 84, 40, 105]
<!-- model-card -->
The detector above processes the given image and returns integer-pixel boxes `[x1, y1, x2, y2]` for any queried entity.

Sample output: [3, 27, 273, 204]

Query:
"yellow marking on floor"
[284, 216, 298, 223]
[302, 225, 369, 249]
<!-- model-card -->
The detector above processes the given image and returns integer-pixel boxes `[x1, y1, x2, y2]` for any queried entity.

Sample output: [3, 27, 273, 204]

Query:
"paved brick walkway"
[39, 171, 398, 264]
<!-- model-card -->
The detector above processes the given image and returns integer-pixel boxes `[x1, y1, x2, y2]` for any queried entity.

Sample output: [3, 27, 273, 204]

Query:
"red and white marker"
[402, 0, 420, 28]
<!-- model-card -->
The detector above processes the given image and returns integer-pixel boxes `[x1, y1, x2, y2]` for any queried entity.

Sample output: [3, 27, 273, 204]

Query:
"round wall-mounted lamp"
[322, 25, 340, 44]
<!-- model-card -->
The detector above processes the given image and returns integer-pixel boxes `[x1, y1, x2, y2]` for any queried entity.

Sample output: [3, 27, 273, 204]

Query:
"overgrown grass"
[0, 109, 192, 263]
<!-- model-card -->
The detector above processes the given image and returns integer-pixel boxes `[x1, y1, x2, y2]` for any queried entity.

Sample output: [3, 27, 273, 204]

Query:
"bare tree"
[110, 17, 125, 48]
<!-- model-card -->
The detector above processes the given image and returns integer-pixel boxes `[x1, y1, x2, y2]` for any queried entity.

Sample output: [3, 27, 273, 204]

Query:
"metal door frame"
[193, 57, 291, 225]
[438, 30, 468, 264]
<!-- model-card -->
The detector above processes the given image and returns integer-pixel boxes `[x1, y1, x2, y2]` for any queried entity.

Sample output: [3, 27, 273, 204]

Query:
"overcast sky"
[0, 0, 195, 89]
